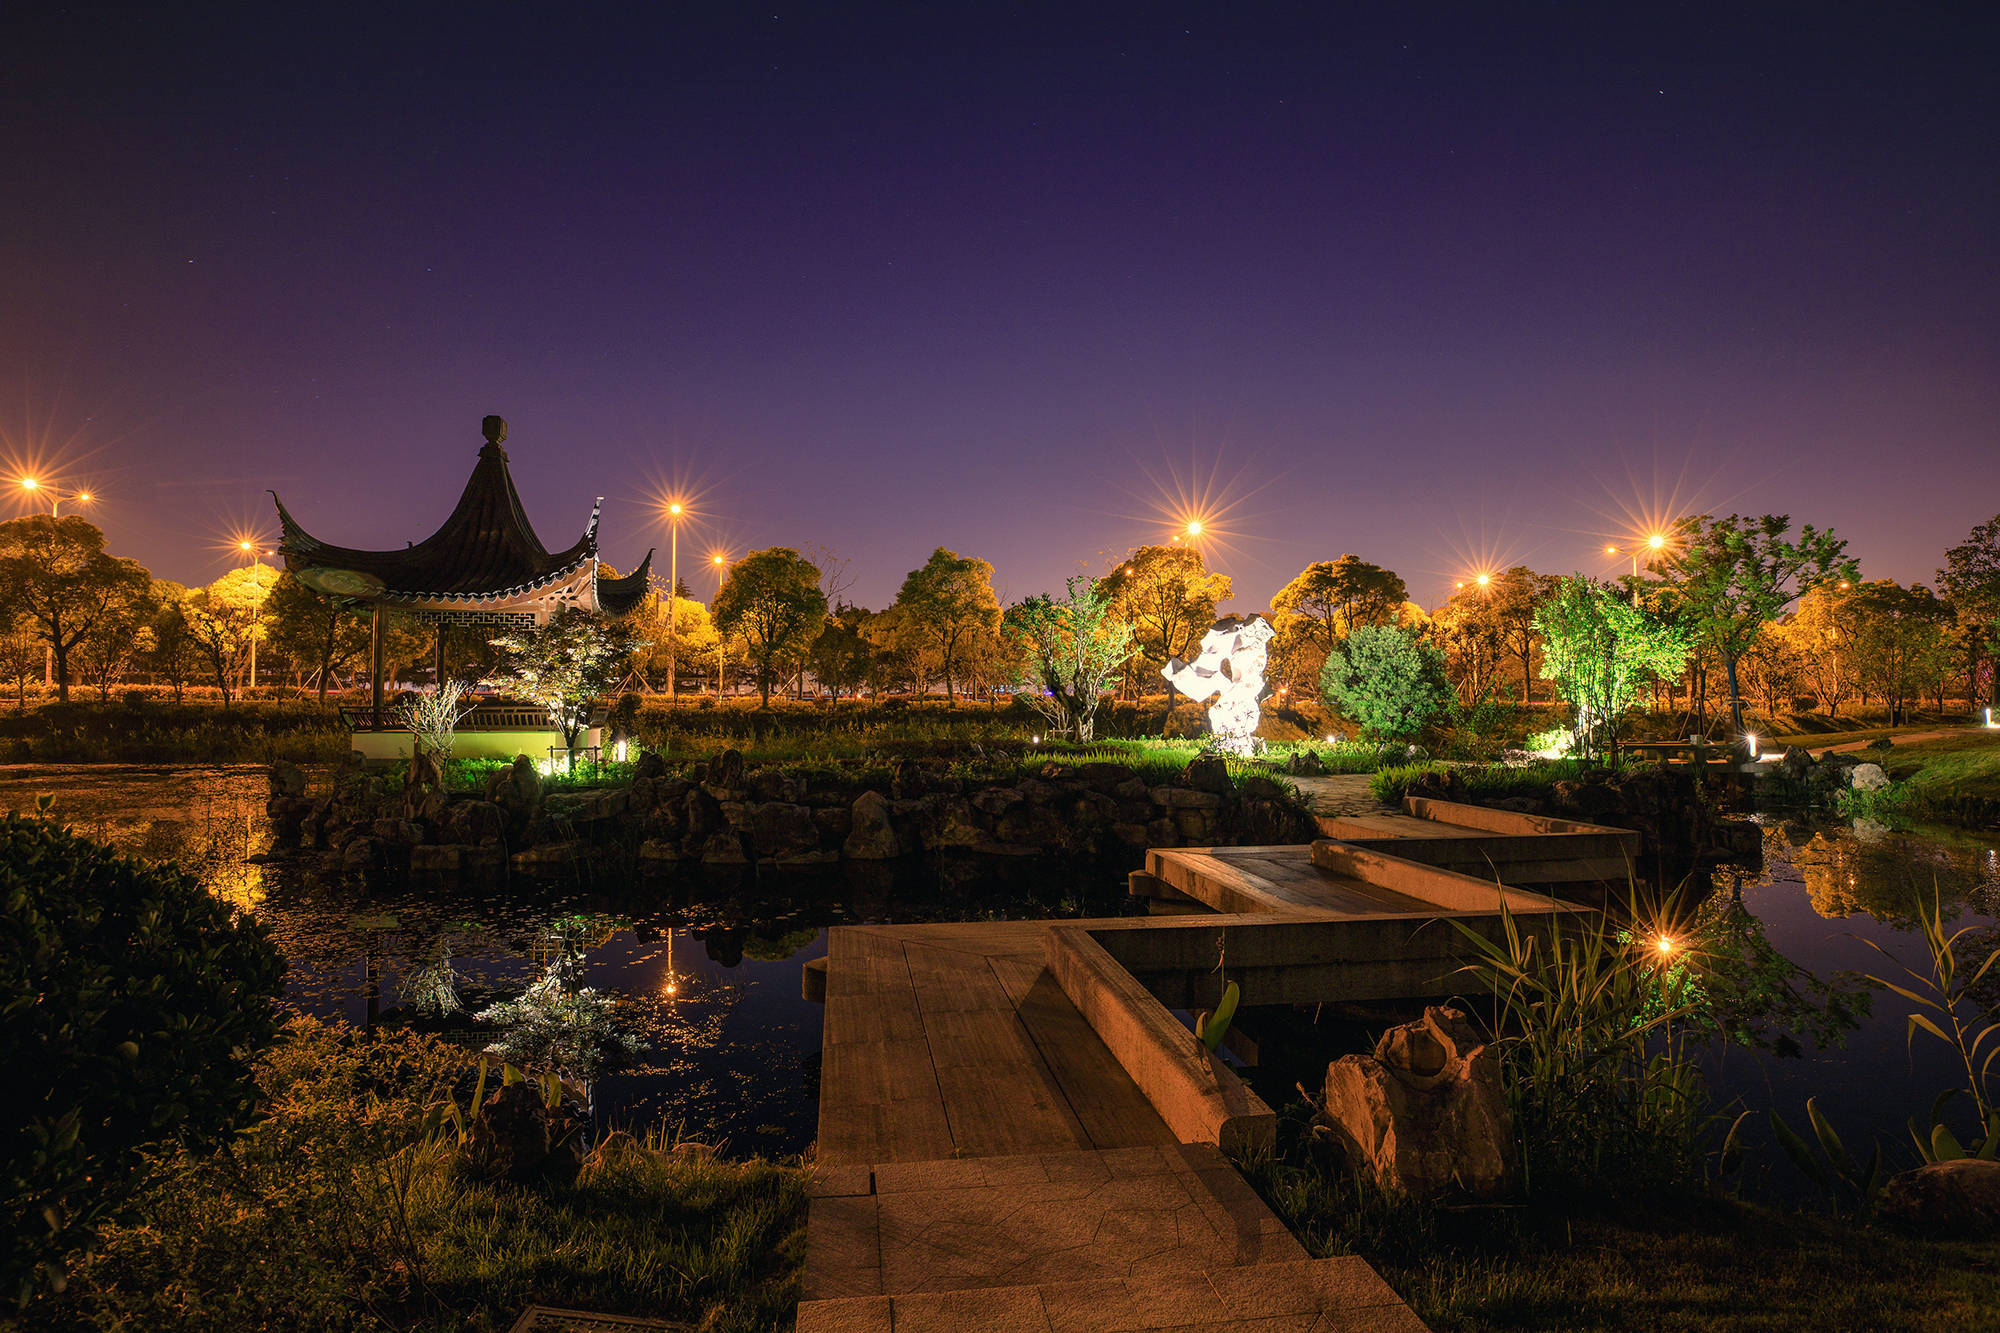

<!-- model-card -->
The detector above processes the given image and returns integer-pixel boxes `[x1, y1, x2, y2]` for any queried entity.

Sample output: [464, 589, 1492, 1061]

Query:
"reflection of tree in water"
[1775, 822, 2000, 925]
[1672, 884, 1870, 1055]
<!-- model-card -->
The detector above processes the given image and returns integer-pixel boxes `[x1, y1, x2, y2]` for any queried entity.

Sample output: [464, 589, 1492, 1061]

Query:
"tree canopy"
[1938, 513, 2000, 706]
[1661, 514, 1857, 736]
[0, 516, 151, 702]
[1320, 623, 1449, 740]
[889, 547, 1001, 703]
[1535, 576, 1693, 756]
[1271, 556, 1408, 658]
[711, 547, 826, 707]
[1003, 577, 1135, 742]
[1100, 544, 1231, 669]
[488, 608, 646, 749]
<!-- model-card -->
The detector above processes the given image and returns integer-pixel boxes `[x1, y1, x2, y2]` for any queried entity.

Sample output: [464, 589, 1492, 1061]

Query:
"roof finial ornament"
[481, 415, 508, 446]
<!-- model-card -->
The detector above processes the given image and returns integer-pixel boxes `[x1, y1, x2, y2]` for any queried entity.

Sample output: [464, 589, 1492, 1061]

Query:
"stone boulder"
[1180, 756, 1231, 794]
[486, 755, 543, 823]
[442, 799, 508, 848]
[1282, 749, 1326, 777]
[1849, 762, 1890, 791]
[724, 801, 819, 860]
[464, 1080, 588, 1184]
[703, 747, 748, 800]
[268, 760, 308, 798]
[1878, 1159, 2000, 1234]
[1320, 1005, 1513, 1200]
[843, 790, 902, 859]
[632, 748, 668, 783]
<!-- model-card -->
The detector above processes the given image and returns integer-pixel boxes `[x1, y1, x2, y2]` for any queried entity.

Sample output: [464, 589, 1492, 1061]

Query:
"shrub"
[47, 1019, 807, 1333]
[1, 809, 285, 1308]
[1319, 625, 1450, 740]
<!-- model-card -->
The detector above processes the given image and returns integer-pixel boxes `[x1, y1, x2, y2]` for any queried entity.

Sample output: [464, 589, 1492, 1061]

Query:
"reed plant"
[1450, 892, 1710, 1196]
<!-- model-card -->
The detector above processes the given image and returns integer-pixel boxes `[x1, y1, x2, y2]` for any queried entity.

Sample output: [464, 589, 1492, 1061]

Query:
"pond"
[1, 765, 1135, 1158]
[7, 765, 1997, 1175]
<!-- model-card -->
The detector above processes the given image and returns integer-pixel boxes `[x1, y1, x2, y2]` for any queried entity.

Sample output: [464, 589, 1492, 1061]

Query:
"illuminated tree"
[1938, 514, 2000, 707]
[265, 572, 372, 702]
[1483, 566, 1561, 706]
[1320, 623, 1449, 740]
[1535, 576, 1693, 757]
[141, 582, 198, 703]
[71, 582, 157, 700]
[1662, 514, 1857, 737]
[625, 590, 720, 692]
[1271, 556, 1408, 660]
[711, 547, 826, 707]
[1846, 580, 1953, 722]
[890, 547, 1002, 704]
[489, 608, 646, 752]
[0, 612, 40, 710]
[1004, 577, 1136, 742]
[0, 515, 151, 703]
[1737, 624, 1806, 719]
[1103, 544, 1232, 671]
[1781, 586, 1859, 717]
[808, 607, 875, 700]
[182, 565, 278, 707]
[1431, 587, 1507, 706]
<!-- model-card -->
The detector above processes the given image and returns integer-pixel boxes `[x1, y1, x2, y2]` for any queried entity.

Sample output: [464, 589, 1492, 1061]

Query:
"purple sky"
[3, 4, 1995, 609]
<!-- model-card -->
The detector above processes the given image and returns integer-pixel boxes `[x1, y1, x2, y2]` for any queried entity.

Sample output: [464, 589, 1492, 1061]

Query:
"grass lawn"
[45, 1020, 807, 1333]
[1856, 729, 2000, 826]
[1240, 1153, 2000, 1332]
[1764, 722, 1968, 749]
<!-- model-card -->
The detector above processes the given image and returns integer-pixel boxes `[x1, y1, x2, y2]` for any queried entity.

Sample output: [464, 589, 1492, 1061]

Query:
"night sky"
[3, 4, 1995, 609]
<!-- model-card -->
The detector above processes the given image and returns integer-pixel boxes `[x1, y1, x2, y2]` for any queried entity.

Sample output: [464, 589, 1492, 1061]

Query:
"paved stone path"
[800, 917, 1435, 1332]
[1284, 774, 1392, 820]
[1808, 728, 1963, 756]
[795, 788, 1627, 1332]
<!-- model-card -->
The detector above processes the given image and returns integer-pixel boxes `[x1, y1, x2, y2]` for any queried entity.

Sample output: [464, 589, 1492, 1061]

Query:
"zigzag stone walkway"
[797, 919, 1431, 1332]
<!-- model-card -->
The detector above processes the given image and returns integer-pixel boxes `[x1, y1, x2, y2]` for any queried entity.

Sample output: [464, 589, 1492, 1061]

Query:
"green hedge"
[0, 699, 348, 764]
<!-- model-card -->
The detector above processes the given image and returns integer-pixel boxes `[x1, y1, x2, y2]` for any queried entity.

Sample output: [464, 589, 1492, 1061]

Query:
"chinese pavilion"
[271, 414, 652, 728]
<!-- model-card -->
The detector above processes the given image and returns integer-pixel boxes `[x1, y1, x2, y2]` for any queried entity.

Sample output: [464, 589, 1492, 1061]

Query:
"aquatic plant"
[1449, 894, 1709, 1195]
[1862, 889, 2000, 1160]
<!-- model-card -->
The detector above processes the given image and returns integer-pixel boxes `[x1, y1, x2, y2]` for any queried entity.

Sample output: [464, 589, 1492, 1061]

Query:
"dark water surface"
[9, 765, 1999, 1175]
[1, 765, 1131, 1157]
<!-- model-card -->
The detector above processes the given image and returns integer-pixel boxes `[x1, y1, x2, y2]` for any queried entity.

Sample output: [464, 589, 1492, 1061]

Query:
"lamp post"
[663, 502, 684, 703]
[711, 553, 728, 696]
[18, 478, 95, 686]
[1606, 533, 1668, 606]
[237, 540, 271, 690]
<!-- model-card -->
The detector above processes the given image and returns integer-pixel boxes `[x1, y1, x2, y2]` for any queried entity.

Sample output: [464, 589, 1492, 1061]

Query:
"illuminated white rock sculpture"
[1162, 615, 1275, 757]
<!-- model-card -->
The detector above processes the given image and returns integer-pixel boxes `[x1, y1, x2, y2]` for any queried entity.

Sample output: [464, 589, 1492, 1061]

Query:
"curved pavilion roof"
[271, 416, 652, 618]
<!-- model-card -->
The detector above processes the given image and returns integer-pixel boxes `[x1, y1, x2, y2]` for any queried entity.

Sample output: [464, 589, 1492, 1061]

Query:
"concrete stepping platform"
[798, 1255, 1429, 1331]
[803, 1144, 1427, 1329]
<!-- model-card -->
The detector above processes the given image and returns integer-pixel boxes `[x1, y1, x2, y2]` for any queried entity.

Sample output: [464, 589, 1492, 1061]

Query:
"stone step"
[796, 1257, 1430, 1332]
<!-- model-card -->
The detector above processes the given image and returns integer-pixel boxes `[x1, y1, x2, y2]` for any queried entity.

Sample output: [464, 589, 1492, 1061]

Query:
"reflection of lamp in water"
[663, 929, 679, 996]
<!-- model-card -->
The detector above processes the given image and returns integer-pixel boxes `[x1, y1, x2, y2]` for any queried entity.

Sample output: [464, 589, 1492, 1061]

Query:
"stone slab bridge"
[795, 797, 1635, 1333]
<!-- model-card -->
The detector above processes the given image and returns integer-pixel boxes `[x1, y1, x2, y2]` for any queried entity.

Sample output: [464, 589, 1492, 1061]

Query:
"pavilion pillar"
[370, 602, 386, 728]
[433, 624, 447, 690]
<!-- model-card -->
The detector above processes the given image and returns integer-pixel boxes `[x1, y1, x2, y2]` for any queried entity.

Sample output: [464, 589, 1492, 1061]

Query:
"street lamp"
[18, 478, 96, 685]
[17, 476, 94, 516]
[238, 540, 271, 690]
[710, 552, 728, 696]
[1607, 532, 1670, 606]
[664, 501, 685, 704]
